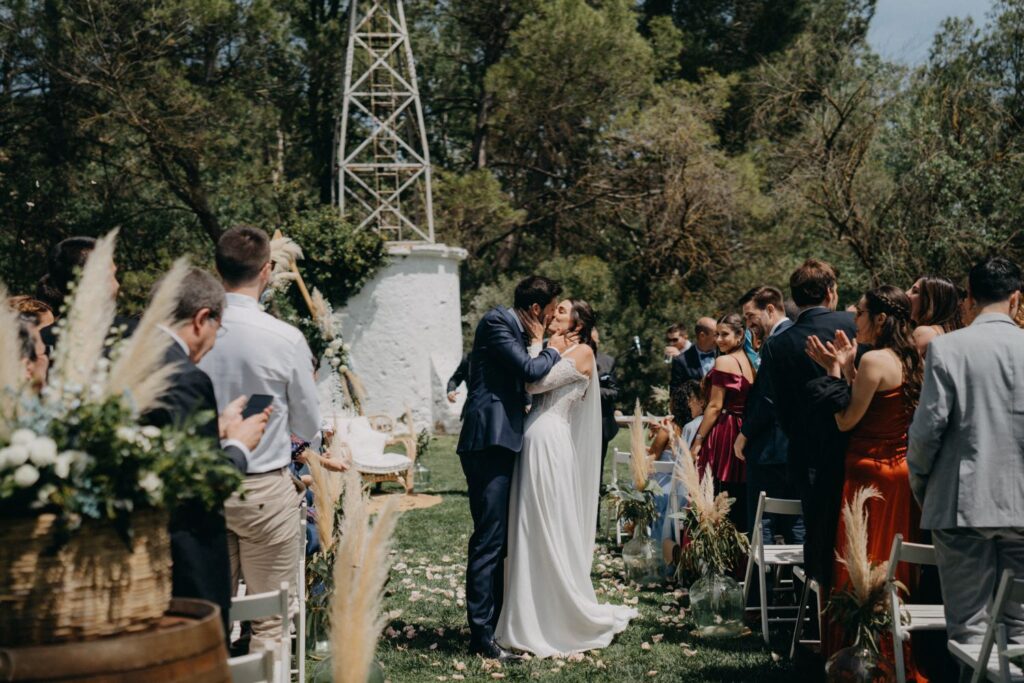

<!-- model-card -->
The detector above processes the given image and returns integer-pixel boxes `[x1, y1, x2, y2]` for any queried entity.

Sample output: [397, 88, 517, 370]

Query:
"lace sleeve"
[526, 359, 584, 395]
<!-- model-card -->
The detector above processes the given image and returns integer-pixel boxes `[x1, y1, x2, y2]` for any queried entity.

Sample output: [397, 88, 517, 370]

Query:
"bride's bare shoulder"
[566, 344, 595, 376]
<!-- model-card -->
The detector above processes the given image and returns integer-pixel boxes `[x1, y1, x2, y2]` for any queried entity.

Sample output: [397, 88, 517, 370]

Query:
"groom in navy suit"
[457, 275, 572, 660]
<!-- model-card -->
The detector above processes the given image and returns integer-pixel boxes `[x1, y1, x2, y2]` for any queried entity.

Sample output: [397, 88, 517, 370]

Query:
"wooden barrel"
[0, 599, 230, 682]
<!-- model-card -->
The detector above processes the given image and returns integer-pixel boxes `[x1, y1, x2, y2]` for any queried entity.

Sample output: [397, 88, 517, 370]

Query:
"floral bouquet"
[0, 231, 241, 542]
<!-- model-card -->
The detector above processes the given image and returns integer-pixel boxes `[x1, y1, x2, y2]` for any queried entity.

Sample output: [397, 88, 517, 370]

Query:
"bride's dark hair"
[568, 299, 598, 352]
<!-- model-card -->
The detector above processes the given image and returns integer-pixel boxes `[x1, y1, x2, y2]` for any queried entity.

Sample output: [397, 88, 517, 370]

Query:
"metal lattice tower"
[334, 0, 435, 243]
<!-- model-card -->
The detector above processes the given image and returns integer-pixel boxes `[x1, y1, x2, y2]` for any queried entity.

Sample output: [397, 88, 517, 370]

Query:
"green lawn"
[368, 433, 822, 682]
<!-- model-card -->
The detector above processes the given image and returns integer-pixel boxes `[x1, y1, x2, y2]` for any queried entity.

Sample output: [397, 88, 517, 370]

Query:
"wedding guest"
[906, 276, 963, 354]
[670, 317, 718, 390]
[199, 226, 321, 660]
[807, 285, 926, 672]
[664, 323, 690, 360]
[592, 328, 620, 481]
[758, 258, 856, 588]
[691, 313, 754, 532]
[677, 380, 705, 448]
[15, 317, 48, 391]
[736, 286, 803, 545]
[908, 257, 1024, 645]
[7, 296, 54, 328]
[447, 352, 470, 403]
[143, 267, 271, 636]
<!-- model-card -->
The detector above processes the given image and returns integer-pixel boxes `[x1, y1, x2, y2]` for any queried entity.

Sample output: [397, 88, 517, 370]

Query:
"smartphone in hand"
[242, 394, 274, 419]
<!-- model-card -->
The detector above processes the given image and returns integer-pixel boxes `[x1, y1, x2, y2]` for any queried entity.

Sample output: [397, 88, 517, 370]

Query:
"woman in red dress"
[807, 285, 929, 681]
[691, 313, 754, 533]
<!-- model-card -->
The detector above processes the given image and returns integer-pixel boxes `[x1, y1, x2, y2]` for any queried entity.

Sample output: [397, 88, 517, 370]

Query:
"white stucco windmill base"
[339, 242, 467, 432]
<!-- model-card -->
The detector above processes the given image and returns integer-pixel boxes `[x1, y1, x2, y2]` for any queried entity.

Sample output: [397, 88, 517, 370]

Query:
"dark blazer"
[447, 353, 470, 394]
[143, 340, 245, 635]
[670, 345, 716, 390]
[456, 307, 560, 455]
[596, 351, 620, 444]
[760, 306, 856, 586]
[740, 318, 794, 466]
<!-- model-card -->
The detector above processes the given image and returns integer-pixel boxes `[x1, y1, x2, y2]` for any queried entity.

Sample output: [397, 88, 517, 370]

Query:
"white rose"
[13, 464, 39, 488]
[115, 426, 137, 442]
[10, 429, 35, 446]
[324, 347, 336, 358]
[139, 471, 163, 496]
[141, 425, 161, 439]
[28, 437, 58, 467]
[33, 484, 57, 508]
[4, 445, 30, 468]
[54, 452, 75, 479]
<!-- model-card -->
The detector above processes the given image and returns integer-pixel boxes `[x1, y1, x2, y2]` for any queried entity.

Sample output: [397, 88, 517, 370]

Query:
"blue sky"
[868, 0, 995, 64]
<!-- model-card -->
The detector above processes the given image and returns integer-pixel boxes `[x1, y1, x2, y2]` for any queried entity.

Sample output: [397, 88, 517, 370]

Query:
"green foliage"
[280, 207, 387, 307]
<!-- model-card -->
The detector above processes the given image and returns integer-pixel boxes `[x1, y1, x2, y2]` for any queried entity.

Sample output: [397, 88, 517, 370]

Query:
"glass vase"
[622, 525, 660, 584]
[311, 656, 386, 683]
[825, 643, 895, 682]
[413, 461, 431, 488]
[689, 571, 744, 638]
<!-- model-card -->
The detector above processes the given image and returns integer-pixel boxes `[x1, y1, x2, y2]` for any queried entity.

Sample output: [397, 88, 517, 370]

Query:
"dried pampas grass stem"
[306, 451, 343, 552]
[629, 400, 649, 490]
[331, 469, 400, 683]
[837, 485, 887, 605]
[105, 258, 189, 414]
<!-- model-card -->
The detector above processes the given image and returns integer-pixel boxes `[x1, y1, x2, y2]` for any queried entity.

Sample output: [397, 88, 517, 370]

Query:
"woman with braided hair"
[806, 284, 929, 679]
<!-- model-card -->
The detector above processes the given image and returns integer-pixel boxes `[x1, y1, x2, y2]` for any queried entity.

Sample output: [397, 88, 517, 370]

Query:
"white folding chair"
[229, 651, 275, 683]
[948, 569, 1024, 683]
[790, 565, 825, 658]
[742, 491, 805, 644]
[293, 503, 307, 683]
[610, 448, 632, 545]
[230, 582, 290, 682]
[887, 534, 947, 683]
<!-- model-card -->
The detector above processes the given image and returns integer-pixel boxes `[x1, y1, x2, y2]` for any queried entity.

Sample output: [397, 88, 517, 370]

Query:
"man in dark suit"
[735, 286, 804, 546]
[456, 275, 572, 660]
[758, 260, 856, 589]
[670, 316, 718, 390]
[143, 267, 271, 635]
[591, 329, 620, 484]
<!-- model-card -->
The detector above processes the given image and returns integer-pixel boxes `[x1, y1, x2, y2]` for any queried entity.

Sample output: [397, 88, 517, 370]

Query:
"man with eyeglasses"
[146, 266, 272, 636]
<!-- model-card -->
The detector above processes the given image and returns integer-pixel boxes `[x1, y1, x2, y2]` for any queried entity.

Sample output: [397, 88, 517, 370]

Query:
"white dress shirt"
[198, 293, 321, 474]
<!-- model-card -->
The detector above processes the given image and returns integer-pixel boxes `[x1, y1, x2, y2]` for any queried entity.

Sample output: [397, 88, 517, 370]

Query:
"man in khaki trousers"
[200, 226, 321, 659]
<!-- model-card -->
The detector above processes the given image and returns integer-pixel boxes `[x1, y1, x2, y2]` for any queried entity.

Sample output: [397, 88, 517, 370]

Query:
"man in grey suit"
[908, 256, 1024, 644]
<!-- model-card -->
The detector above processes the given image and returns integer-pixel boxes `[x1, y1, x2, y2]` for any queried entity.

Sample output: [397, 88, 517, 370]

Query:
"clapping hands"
[805, 330, 857, 380]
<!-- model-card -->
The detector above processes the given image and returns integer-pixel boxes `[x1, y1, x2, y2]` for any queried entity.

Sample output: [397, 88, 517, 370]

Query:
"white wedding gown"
[494, 354, 638, 657]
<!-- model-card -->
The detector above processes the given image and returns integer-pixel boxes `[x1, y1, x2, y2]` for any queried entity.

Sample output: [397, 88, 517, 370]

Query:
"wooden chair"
[742, 491, 805, 645]
[228, 651, 275, 683]
[293, 505, 307, 683]
[948, 569, 1024, 683]
[229, 582, 290, 682]
[327, 412, 418, 493]
[887, 534, 947, 683]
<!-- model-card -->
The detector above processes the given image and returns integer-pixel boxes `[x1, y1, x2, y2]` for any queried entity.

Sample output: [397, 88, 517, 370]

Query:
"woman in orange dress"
[807, 285, 928, 680]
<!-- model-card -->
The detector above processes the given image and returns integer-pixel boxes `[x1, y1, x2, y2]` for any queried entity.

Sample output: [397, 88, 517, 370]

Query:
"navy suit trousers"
[460, 446, 517, 644]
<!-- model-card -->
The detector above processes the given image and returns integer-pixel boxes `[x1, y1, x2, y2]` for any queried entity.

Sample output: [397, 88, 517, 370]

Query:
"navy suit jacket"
[670, 345, 716, 391]
[740, 318, 794, 466]
[456, 307, 560, 455]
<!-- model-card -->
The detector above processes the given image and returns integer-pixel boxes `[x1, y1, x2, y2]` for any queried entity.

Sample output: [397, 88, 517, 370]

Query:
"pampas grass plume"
[306, 450, 343, 552]
[331, 469, 400, 683]
[837, 485, 887, 605]
[629, 400, 649, 490]
[47, 230, 119, 398]
[0, 282, 26, 437]
[105, 258, 190, 414]
[269, 235, 303, 290]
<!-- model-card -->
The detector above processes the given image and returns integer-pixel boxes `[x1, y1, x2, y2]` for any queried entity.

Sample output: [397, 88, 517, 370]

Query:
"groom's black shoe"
[469, 638, 523, 662]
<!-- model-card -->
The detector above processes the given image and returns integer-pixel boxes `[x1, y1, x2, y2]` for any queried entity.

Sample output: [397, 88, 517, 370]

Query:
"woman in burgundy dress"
[691, 313, 754, 533]
[807, 285, 932, 681]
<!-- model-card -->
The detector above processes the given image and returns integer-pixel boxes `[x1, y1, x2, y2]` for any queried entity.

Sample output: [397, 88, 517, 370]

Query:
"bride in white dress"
[494, 299, 637, 657]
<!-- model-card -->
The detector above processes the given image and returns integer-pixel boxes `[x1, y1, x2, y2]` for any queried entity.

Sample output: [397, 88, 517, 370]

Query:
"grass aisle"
[372, 434, 804, 682]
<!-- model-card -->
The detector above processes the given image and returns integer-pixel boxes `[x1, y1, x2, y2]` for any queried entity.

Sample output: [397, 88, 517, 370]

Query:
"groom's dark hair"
[514, 275, 562, 311]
